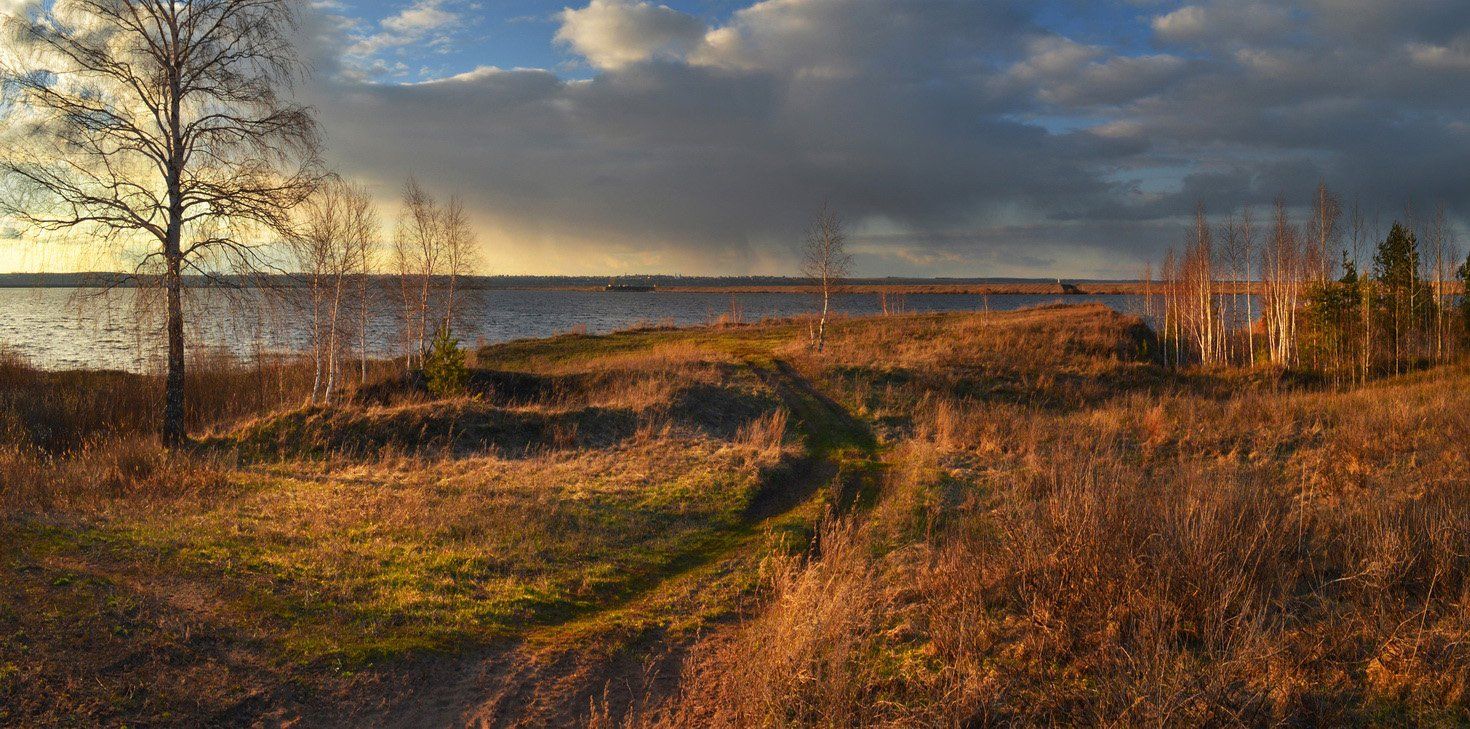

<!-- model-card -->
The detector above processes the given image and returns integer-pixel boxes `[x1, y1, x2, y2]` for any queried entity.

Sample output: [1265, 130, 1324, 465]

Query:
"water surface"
[0, 287, 1152, 371]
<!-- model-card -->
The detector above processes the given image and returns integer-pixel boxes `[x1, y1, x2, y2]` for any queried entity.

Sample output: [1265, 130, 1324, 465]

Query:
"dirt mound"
[227, 400, 640, 458]
[666, 382, 781, 439]
[352, 369, 592, 408]
[228, 381, 781, 459]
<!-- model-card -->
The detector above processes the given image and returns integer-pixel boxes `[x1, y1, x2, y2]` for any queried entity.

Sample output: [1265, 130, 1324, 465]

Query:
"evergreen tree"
[1459, 250, 1470, 336]
[1374, 223, 1421, 292]
[1302, 251, 1363, 379]
[1373, 222, 1435, 371]
[423, 327, 469, 398]
[1340, 253, 1359, 288]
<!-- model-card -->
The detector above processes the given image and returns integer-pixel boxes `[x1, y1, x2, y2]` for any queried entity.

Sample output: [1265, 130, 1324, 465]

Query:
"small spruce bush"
[423, 326, 468, 398]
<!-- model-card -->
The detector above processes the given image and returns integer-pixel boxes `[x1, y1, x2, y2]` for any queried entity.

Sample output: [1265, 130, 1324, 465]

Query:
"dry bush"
[642, 438, 1470, 726]
[0, 348, 304, 516]
[574, 340, 722, 377]
[0, 348, 156, 451]
[920, 440, 1470, 725]
[816, 305, 1153, 377]
[184, 347, 318, 427]
[615, 318, 679, 333]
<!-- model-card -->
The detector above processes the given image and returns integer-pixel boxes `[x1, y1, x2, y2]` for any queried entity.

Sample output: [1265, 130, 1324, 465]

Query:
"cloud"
[1151, 2, 1296, 47]
[344, 0, 463, 76]
[1409, 36, 1470, 70]
[0, 0, 35, 17]
[689, 0, 1029, 75]
[1003, 37, 1189, 108]
[291, 0, 1470, 277]
[555, 0, 705, 69]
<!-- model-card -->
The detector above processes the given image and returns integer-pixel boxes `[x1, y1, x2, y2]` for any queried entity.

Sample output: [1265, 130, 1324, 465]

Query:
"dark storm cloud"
[1103, 0, 1470, 225]
[299, 0, 1470, 277]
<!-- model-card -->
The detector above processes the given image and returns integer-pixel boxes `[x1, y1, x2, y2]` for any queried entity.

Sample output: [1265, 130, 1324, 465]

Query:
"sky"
[5, 0, 1470, 277]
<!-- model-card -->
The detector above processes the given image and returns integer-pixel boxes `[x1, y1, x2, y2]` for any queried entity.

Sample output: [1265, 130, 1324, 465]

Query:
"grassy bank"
[3, 304, 1468, 726]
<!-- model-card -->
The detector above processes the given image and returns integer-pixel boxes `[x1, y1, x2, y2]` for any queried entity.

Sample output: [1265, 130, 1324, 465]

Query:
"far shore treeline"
[0, 272, 1141, 289]
[7, 272, 1448, 295]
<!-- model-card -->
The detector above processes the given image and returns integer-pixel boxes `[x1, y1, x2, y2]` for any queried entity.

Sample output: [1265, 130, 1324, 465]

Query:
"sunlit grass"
[9, 304, 1467, 726]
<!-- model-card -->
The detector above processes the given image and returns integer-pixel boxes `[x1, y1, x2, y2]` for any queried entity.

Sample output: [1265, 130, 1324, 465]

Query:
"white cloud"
[345, 0, 462, 73]
[1004, 37, 1188, 107]
[1151, 5, 1207, 40]
[687, 0, 1026, 77]
[554, 0, 705, 69]
[1152, 2, 1295, 47]
[382, 0, 456, 34]
[1408, 39, 1470, 70]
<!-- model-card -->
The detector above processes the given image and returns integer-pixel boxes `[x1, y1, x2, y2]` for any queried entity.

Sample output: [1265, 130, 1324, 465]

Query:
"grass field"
[3, 303, 1468, 726]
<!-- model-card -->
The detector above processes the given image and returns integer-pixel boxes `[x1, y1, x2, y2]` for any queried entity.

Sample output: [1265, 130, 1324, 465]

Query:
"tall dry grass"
[634, 521, 896, 728]
[736, 408, 789, 456]
[0, 347, 316, 512]
[0, 346, 318, 450]
[626, 329, 1470, 726]
[0, 437, 228, 512]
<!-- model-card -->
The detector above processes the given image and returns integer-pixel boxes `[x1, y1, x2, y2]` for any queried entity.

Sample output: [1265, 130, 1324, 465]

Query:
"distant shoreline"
[581, 282, 1240, 295]
[0, 272, 1150, 290]
[0, 274, 1458, 296]
[0, 273, 1229, 295]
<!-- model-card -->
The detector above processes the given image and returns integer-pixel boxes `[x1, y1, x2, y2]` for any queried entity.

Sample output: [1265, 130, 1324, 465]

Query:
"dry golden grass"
[628, 310, 1470, 727]
[5, 304, 1468, 727]
[1, 332, 804, 726]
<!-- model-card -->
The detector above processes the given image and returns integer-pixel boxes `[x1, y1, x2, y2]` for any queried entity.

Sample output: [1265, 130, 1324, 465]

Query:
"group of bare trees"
[285, 176, 479, 403]
[1151, 183, 1469, 382]
[1157, 204, 1229, 367]
[1260, 198, 1306, 368]
[390, 177, 476, 369]
[285, 180, 378, 404]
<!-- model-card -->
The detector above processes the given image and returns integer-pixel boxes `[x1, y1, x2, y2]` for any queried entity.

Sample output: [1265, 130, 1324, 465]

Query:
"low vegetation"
[3, 303, 1469, 726]
[639, 330, 1470, 725]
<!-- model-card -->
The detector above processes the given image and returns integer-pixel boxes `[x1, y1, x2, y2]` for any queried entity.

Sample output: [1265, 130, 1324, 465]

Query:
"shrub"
[423, 326, 469, 398]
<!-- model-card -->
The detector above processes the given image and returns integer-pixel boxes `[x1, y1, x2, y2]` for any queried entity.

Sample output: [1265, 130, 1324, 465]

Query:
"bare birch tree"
[441, 196, 477, 334]
[1430, 204, 1449, 363]
[287, 178, 376, 404]
[288, 183, 339, 404]
[348, 186, 379, 384]
[1179, 202, 1223, 365]
[800, 204, 850, 353]
[392, 177, 441, 366]
[1348, 200, 1368, 381]
[1236, 207, 1257, 365]
[1262, 197, 1302, 366]
[0, 0, 320, 446]
[389, 178, 477, 367]
[1307, 182, 1342, 285]
[1161, 248, 1178, 367]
